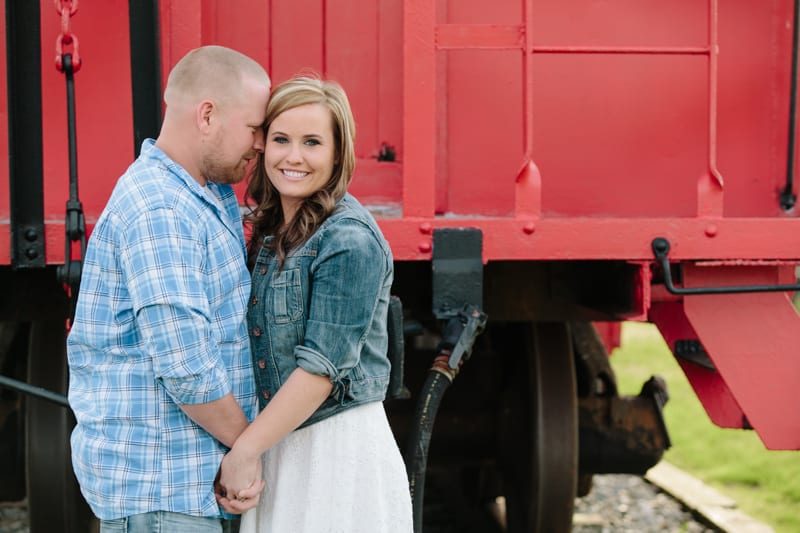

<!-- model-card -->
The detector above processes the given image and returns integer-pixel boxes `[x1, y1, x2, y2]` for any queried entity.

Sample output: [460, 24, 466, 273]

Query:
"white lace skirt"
[239, 401, 413, 533]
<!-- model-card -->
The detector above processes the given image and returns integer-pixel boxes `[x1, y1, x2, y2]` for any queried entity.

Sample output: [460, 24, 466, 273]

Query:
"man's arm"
[179, 392, 249, 448]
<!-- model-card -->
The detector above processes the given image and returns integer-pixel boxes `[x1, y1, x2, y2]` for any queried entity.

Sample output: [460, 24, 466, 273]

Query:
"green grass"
[609, 321, 800, 533]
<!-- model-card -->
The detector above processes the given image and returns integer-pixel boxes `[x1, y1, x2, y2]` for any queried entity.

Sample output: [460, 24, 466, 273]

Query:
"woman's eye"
[304, 139, 321, 146]
[272, 136, 289, 144]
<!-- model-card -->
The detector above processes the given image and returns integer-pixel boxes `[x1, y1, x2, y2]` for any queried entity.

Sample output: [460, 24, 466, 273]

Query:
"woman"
[217, 76, 413, 532]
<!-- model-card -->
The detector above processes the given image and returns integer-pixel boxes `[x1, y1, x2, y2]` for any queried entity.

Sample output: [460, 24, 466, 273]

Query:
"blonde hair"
[164, 45, 271, 108]
[245, 75, 356, 266]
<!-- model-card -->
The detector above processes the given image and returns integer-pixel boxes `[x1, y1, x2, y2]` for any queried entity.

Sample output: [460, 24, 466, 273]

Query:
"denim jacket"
[248, 193, 394, 428]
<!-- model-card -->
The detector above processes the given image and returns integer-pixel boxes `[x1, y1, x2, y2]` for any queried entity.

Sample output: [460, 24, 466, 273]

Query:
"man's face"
[202, 78, 270, 185]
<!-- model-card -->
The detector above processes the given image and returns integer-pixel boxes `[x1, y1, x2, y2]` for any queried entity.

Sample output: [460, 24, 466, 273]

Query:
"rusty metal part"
[578, 376, 671, 475]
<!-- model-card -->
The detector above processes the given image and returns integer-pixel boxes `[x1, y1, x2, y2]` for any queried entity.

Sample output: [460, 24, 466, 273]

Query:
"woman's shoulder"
[314, 194, 391, 253]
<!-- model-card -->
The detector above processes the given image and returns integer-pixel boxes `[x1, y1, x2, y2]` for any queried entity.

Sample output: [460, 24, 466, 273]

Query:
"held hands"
[215, 447, 265, 515]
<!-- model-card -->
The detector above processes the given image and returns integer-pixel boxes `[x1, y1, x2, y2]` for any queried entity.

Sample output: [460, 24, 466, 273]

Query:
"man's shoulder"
[106, 160, 201, 222]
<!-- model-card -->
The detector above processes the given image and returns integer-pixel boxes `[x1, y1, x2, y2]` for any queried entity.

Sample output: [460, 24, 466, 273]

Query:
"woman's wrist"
[229, 430, 264, 461]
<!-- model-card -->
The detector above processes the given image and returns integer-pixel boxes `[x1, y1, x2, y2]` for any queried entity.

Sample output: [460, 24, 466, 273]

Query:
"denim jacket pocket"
[270, 267, 303, 323]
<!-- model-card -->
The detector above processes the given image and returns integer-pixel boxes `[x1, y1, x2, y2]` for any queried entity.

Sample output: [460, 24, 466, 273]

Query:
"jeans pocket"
[100, 517, 128, 533]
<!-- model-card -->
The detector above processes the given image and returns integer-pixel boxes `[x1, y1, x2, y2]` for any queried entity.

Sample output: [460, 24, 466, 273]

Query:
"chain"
[54, 0, 81, 72]
[53, 0, 85, 324]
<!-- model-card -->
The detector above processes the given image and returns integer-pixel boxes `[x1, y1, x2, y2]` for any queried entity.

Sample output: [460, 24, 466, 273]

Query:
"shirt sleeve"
[294, 219, 388, 384]
[120, 207, 231, 405]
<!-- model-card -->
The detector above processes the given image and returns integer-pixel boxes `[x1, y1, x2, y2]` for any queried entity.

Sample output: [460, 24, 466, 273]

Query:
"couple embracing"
[67, 45, 413, 533]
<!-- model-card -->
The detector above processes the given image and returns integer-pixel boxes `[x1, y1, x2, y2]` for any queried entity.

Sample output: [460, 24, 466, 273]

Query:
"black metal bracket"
[386, 295, 411, 400]
[6, 0, 45, 269]
[432, 228, 483, 319]
[129, 0, 163, 157]
[651, 237, 800, 295]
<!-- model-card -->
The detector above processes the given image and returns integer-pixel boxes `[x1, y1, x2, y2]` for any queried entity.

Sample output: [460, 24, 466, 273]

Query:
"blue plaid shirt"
[67, 140, 256, 520]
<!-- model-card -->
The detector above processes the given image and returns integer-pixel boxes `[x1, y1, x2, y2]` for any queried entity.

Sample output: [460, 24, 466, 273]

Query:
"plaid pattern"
[67, 140, 256, 520]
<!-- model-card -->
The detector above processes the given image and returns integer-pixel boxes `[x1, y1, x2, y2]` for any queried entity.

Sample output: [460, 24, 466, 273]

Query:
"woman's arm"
[217, 367, 333, 505]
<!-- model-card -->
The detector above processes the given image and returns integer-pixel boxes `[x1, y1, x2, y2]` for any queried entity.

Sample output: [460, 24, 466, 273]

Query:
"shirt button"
[257, 359, 266, 369]
[253, 327, 261, 336]
[262, 390, 270, 399]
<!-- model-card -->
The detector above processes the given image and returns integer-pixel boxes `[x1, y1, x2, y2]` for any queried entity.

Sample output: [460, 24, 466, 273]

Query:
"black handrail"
[0, 375, 70, 408]
[781, 0, 800, 210]
[651, 237, 800, 295]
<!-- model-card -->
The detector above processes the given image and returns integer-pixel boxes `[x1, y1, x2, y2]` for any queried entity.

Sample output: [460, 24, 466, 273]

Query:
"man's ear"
[197, 100, 215, 132]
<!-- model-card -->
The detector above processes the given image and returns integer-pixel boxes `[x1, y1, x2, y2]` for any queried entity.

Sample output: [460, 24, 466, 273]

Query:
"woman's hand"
[215, 448, 265, 514]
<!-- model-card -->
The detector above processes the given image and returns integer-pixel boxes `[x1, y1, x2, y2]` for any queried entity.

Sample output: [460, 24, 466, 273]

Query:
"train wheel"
[26, 319, 94, 533]
[498, 321, 578, 532]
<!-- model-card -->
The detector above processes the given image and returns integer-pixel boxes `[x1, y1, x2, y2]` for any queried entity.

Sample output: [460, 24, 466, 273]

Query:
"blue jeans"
[100, 511, 226, 533]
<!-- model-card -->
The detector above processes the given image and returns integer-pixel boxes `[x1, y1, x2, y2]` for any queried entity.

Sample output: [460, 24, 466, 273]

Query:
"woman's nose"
[286, 142, 303, 163]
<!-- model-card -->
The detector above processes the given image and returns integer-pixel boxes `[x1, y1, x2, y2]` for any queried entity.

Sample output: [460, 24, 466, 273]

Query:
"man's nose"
[253, 129, 266, 152]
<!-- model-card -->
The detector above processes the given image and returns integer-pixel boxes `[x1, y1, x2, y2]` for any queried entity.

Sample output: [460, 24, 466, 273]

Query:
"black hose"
[406, 359, 454, 533]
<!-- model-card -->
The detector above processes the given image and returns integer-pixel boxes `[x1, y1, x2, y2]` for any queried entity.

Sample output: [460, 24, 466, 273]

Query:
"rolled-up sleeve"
[296, 220, 387, 384]
[121, 207, 230, 405]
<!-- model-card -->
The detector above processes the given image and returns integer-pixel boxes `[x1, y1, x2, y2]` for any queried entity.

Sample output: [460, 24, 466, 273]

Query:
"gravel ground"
[0, 475, 721, 533]
[0, 501, 27, 533]
[573, 474, 719, 533]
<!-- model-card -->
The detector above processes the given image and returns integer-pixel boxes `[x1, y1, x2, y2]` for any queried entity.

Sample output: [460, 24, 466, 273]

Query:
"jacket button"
[262, 390, 270, 399]
[260, 266, 267, 275]
[253, 327, 261, 336]
[251, 296, 259, 305]
[257, 359, 266, 369]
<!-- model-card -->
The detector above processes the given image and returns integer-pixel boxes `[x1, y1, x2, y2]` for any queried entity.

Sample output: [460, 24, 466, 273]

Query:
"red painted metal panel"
[326, 0, 380, 160]
[718, 0, 794, 217]
[682, 265, 800, 449]
[533, 54, 707, 218]
[200, 1, 270, 75]
[159, 0, 270, 99]
[443, 1, 521, 216]
[1, 0, 797, 265]
[159, 0, 203, 89]
[270, 0, 324, 84]
[532, 0, 707, 48]
[650, 301, 747, 429]
[377, 217, 800, 263]
[402, 0, 436, 216]
[40, 0, 134, 223]
[436, 24, 523, 49]
[593, 322, 622, 354]
[376, 0, 404, 162]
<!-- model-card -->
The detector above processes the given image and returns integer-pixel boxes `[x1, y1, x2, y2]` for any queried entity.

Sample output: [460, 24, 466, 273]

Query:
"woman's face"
[264, 103, 336, 222]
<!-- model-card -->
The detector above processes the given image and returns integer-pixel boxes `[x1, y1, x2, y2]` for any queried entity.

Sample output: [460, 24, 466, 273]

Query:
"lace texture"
[239, 401, 413, 533]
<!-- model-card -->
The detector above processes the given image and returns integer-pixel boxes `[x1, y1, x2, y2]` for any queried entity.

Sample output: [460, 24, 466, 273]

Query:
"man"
[67, 45, 270, 532]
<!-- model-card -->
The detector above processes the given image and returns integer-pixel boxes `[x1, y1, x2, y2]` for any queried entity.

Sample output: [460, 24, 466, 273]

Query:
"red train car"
[1, 1, 799, 532]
